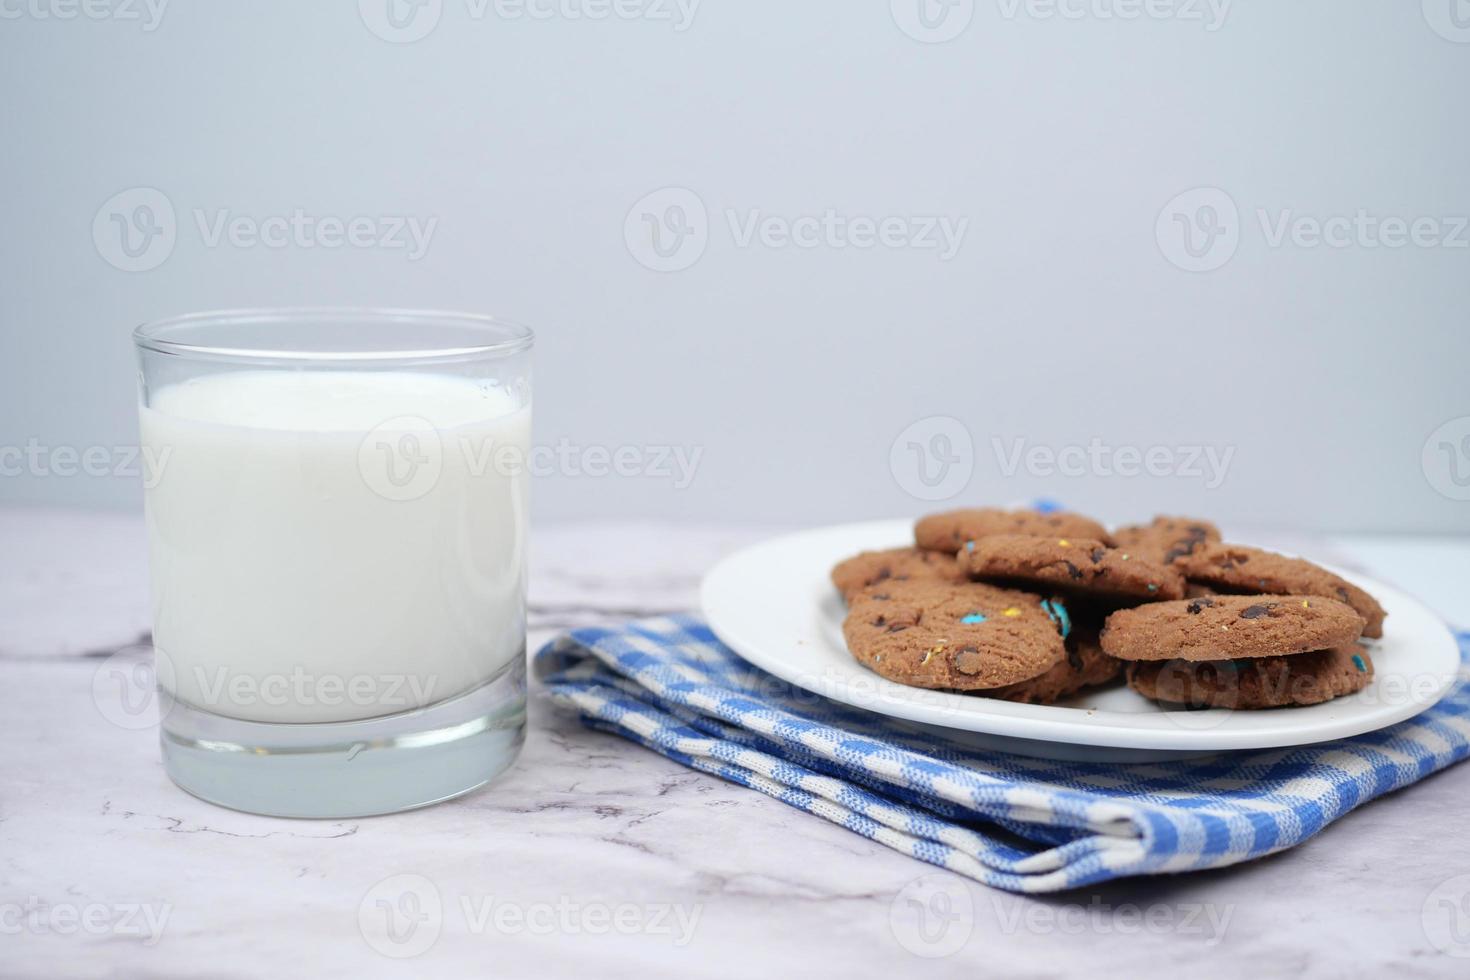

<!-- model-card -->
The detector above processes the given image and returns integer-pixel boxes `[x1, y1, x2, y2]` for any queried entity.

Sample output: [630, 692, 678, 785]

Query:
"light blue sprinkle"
[1352, 654, 1367, 672]
[1053, 600, 1072, 638]
[1039, 599, 1072, 639]
[1147, 583, 1159, 593]
[960, 613, 987, 624]
[965, 540, 976, 552]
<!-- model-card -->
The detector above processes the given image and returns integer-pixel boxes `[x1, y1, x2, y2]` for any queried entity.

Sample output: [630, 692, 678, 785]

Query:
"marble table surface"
[4, 507, 1470, 979]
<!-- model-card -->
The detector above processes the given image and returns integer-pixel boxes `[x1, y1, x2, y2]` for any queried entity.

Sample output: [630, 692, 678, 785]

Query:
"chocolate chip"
[1090, 548, 1106, 563]
[952, 646, 984, 675]
[873, 615, 886, 626]
[885, 624, 908, 633]
[1064, 561, 1083, 580]
[1065, 635, 1083, 671]
[1240, 604, 1275, 620]
[871, 593, 890, 601]
[1186, 598, 1214, 614]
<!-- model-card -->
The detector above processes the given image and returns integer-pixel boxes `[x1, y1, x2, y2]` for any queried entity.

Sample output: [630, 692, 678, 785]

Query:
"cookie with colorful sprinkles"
[1098, 594, 1366, 662]
[1125, 644, 1374, 709]
[983, 627, 1122, 704]
[830, 547, 967, 602]
[1112, 515, 1221, 567]
[1177, 542, 1387, 638]
[959, 534, 1186, 602]
[842, 580, 1069, 690]
[914, 507, 1115, 553]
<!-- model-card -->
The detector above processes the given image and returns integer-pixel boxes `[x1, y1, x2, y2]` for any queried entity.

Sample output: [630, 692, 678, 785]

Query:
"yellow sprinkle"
[1002, 607, 1022, 618]
[1302, 599, 1310, 609]
[920, 644, 945, 664]
[1121, 553, 1131, 561]
[1058, 539, 1070, 546]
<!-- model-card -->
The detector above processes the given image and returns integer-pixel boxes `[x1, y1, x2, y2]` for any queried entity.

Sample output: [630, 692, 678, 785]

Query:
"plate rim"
[699, 518, 1461, 752]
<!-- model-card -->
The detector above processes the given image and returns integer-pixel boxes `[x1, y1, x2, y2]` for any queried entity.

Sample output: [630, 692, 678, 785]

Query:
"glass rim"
[133, 307, 534, 364]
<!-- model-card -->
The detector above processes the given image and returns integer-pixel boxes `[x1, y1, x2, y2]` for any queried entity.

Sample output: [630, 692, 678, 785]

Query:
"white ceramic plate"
[700, 520, 1461, 761]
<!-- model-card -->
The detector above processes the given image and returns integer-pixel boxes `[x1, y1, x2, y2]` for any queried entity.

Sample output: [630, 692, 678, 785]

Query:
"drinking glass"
[134, 308, 532, 817]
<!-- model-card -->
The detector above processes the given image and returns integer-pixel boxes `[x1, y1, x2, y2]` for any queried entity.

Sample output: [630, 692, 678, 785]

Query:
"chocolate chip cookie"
[830, 547, 967, 602]
[960, 535, 1186, 601]
[1113, 515, 1221, 567]
[914, 507, 1114, 553]
[1099, 594, 1366, 662]
[1125, 644, 1374, 708]
[984, 628, 1122, 704]
[842, 580, 1067, 690]
[1178, 543, 1386, 638]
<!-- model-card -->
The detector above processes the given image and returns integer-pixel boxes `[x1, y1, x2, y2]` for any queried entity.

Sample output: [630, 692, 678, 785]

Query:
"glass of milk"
[134, 309, 532, 817]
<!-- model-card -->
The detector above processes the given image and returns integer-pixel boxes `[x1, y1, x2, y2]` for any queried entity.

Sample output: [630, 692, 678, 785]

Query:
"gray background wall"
[2, 0, 1468, 531]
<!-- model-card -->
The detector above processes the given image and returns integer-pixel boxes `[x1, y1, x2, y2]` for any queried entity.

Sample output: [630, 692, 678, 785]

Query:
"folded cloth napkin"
[535, 615, 1470, 893]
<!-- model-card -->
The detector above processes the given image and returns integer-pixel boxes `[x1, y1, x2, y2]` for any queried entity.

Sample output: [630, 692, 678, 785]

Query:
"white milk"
[141, 370, 530, 724]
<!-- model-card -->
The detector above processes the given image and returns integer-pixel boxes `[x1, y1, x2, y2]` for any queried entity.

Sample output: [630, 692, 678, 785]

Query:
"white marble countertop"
[4, 507, 1470, 979]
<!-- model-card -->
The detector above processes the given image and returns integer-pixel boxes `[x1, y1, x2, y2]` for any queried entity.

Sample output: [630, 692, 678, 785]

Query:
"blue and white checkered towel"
[534, 617, 1470, 893]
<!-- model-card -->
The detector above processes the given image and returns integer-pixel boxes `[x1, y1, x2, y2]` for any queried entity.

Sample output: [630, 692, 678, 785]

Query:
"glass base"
[160, 655, 526, 818]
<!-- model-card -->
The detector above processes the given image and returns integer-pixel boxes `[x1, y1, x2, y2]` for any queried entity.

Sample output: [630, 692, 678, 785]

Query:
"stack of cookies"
[832, 508, 1386, 710]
